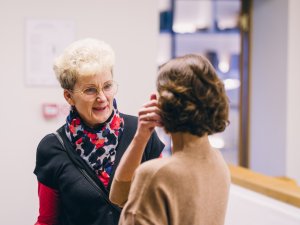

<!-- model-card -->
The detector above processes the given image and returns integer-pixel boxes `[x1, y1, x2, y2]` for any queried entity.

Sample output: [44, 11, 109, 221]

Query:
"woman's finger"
[138, 106, 160, 116]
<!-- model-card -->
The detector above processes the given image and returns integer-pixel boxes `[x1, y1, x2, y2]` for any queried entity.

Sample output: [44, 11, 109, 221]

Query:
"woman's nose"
[96, 90, 107, 101]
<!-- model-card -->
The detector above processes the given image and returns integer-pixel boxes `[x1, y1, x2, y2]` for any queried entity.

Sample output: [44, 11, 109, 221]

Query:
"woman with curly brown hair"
[110, 54, 231, 225]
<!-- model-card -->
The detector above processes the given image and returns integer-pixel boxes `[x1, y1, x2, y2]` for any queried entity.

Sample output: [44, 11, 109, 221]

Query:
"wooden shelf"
[229, 164, 300, 208]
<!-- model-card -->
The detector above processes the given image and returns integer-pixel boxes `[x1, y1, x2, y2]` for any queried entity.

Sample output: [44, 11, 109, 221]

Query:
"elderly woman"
[110, 54, 231, 225]
[33, 38, 164, 225]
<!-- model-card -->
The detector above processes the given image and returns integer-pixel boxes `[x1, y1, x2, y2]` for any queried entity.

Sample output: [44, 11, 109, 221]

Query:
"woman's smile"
[93, 105, 108, 112]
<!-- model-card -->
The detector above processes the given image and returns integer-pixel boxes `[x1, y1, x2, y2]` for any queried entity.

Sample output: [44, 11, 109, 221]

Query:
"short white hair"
[53, 38, 115, 89]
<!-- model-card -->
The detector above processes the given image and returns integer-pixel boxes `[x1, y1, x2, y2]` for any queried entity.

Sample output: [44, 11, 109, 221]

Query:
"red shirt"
[35, 182, 59, 225]
[35, 173, 110, 225]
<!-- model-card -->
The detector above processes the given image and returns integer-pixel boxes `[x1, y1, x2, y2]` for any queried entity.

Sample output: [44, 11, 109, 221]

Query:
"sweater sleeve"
[34, 133, 65, 189]
[118, 162, 169, 225]
[109, 179, 132, 208]
[34, 182, 60, 225]
[110, 130, 165, 207]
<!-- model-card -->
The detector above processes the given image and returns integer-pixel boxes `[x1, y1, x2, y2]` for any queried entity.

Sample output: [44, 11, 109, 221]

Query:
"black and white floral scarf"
[65, 99, 124, 187]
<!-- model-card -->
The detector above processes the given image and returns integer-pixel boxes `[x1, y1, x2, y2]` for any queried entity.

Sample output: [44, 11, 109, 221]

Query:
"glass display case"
[158, 0, 242, 165]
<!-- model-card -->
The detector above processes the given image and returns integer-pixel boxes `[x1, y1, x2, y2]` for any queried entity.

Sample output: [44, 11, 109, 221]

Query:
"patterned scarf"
[65, 99, 124, 187]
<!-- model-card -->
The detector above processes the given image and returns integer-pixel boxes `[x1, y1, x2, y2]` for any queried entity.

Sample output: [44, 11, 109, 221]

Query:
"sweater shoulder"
[134, 158, 175, 183]
[34, 132, 66, 189]
[37, 133, 63, 156]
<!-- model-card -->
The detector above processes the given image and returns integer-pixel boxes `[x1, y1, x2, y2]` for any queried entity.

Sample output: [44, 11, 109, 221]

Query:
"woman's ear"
[64, 90, 75, 106]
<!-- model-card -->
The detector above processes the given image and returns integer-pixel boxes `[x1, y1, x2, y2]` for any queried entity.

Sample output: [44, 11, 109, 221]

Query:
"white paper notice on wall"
[25, 19, 75, 86]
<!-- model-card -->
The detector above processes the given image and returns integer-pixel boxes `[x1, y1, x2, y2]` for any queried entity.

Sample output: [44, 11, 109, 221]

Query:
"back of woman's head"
[157, 54, 229, 137]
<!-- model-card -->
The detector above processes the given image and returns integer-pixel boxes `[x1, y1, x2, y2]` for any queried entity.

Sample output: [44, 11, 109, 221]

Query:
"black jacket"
[34, 113, 164, 225]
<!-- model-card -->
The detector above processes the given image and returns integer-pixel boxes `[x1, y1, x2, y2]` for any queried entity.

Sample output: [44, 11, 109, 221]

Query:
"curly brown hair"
[157, 54, 229, 137]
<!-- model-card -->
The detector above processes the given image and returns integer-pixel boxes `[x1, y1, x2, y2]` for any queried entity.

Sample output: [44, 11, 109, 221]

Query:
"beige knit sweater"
[111, 148, 230, 225]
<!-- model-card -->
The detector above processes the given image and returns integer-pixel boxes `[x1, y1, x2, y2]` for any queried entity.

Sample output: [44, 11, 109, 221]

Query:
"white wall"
[286, 0, 300, 186]
[250, 0, 288, 177]
[225, 184, 300, 225]
[250, 0, 300, 183]
[0, 1, 159, 224]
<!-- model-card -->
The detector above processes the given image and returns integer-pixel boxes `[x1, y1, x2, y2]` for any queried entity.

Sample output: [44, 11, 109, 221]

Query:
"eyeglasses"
[70, 80, 118, 99]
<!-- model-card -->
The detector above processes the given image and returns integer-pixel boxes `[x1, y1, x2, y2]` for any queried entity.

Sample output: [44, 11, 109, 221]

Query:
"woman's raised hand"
[135, 93, 162, 141]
